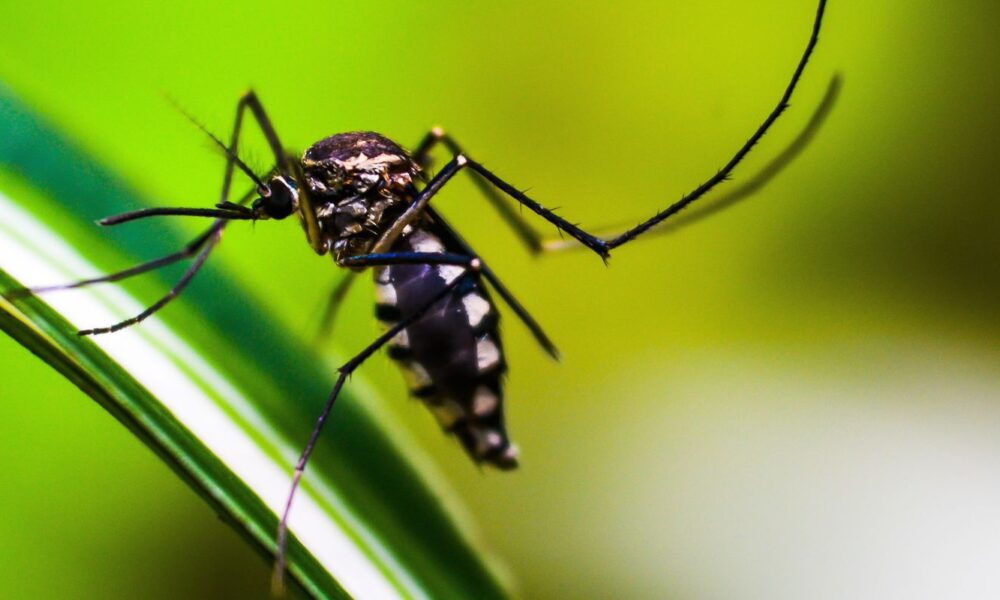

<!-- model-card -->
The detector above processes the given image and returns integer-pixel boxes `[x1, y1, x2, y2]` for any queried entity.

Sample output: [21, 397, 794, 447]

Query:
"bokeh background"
[1, 1, 998, 598]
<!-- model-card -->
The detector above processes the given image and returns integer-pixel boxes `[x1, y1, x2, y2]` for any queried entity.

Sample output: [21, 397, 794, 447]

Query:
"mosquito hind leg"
[424, 206, 559, 358]
[420, 0, 827, 260]
[539, 73, 843, 252]
[369, 155, 468, 253]
[414, 65, 836, 257]
[412, 127, 547, 254]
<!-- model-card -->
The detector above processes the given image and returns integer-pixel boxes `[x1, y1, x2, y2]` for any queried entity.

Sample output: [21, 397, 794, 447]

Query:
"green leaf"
[0, 85, 509, 599]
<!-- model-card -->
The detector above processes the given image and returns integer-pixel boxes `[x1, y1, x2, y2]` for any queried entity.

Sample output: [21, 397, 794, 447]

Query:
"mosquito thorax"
[300, 132, 422, 261]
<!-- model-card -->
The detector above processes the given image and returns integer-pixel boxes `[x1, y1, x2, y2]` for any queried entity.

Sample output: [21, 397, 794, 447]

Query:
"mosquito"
[19, 0, 830, 592]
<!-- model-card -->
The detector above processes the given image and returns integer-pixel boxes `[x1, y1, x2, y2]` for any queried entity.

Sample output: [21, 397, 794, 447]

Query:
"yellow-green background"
[1, 1, 998, 598]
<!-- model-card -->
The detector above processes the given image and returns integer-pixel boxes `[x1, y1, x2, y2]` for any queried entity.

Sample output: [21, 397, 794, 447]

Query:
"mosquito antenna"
[164, 95, 269, 193]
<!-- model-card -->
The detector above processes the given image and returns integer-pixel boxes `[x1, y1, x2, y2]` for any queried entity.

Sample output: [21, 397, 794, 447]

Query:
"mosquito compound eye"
[259, 177, 298, 219]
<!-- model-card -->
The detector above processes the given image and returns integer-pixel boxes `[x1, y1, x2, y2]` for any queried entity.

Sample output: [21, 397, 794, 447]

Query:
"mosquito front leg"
[55, 90, 286, 333]
[77, 230, 221, 336]
[227, 90, 287, 178]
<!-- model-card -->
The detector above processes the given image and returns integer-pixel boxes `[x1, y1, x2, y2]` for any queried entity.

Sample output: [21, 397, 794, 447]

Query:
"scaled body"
[302, 132, 518, 468]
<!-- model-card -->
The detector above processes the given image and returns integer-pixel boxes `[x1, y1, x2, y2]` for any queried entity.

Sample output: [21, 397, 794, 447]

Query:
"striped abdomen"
[373, 225, 518, 469]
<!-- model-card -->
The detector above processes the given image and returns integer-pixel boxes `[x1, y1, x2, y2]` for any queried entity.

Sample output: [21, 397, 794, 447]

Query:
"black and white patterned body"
[299, 131, 518, 468]
[374, 225, 517, 468]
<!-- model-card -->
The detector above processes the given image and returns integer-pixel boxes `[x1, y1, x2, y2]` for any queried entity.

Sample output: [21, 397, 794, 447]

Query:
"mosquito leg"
[314, 272, 359, 344]
[407, 63, 836, 353]
[218, 90, 287, 200]
[369, 155, 468, 253]
[97, 205, 255, 226]
[272, 267, 476, 594]
[65, 88, 283, 332]
[313, 16, 828, 351]
[77, 230, 222, 336]
[424, 206, 558, 358]
[313, 252, 483, 344]
[7, 225, 220, 300]
[411, 126, 454, 164]
[412, 128, 546, 254]
[338, 251, 480, 269]
[662, 73, 842, 231]
[540, 73, 843, 252]
[478, 260, 558, 358]
[453, 0, 828, 260]
[413, 67, 836, 258]
[358, 238, 558, 357]
[170, 89, 286, 201]
[358, 197, 560, 358]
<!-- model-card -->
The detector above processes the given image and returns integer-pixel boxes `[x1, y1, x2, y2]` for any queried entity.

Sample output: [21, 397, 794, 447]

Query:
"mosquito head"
[253, 175, 299, 220]
[292, 132, 424, 260]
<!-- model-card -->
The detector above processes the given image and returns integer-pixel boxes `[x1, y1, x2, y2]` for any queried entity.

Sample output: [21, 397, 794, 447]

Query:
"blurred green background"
[1, 1, 999, 598]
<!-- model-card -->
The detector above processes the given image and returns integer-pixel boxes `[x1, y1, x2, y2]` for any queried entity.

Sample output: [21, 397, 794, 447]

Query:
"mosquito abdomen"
[373, 224, 519, 469]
